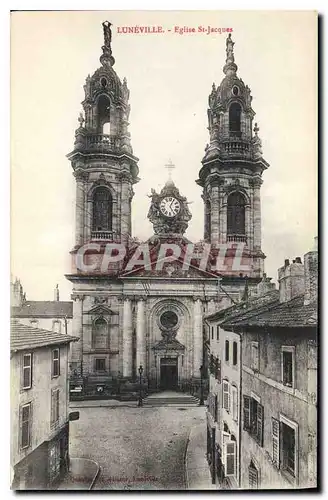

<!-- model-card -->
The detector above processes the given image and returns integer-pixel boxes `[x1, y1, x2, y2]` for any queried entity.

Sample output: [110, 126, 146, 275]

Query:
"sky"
[11, 10, 317, 301]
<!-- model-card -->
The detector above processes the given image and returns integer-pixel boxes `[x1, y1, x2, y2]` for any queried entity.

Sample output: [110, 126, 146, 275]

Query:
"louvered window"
[225, 441, 236, 477]
[231, 386, 238, 422]
[248, 461, 259, 489]
[272, 418, 280, 468]
[222, 380, 230, 411]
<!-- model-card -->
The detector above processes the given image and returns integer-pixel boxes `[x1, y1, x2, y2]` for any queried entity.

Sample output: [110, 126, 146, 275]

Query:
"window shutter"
[56, 389, 60, 422]
[232, 386, 238, 422]
[225, 441, 236, 477]
[217, 359, 221, 383]
[257, 403, 264, 447]
[222, 431, 230, 464]
[222, 381, 229, 411]
[272, 418, 280, 468]
[243, 395, 251, 431]
[228, 384, 231, 413]
[51, 390, 54, 423]
[214, 395, 218, 422]
[248, 463, 258, 489]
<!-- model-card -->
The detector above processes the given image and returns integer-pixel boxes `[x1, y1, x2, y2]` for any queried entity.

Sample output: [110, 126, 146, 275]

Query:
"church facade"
[66, 23, 269, 391]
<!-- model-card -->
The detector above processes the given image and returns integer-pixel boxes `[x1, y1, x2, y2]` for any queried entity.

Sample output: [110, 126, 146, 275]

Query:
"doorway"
[160, 358, 178, 390]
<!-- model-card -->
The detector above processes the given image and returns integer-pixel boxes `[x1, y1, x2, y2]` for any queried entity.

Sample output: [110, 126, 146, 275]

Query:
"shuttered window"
[222, 431, 230, 464]
[272, 418, 280, 468]
[231, 386, 238, 422]
[256, 403, 264, 447]
[243, 395, 251, 430]
[51, 389, 60, 425]
[222, 380, 230, 411]
[244, 395, 264, 447]
[214, 395, 218, 423]
[225, 441, 236, 477]
[21, 403, 31, 449]
[52, 348, 60, 377]
[248, 461, 259, 489]
[22, 353, 32, 389]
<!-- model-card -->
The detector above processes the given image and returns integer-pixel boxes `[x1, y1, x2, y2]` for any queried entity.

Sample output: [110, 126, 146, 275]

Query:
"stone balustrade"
[227, 234, 247, 243]
[86, 134, 119, 152]
[91, 230, 114, 241]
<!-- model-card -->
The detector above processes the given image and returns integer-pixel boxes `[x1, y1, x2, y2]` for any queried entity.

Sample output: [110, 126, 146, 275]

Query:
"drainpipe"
[238, 332, 242, 489]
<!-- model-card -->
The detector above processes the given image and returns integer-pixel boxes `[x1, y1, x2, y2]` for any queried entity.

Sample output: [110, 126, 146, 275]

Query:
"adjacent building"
[10, 320, 78, 490]
[11, 279, 73, 335]
[205, 284, 278, 488]
[205, 240, 318, 490]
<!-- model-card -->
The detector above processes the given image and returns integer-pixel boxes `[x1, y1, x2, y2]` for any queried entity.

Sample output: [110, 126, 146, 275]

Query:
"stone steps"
[142, 395, 200, 407]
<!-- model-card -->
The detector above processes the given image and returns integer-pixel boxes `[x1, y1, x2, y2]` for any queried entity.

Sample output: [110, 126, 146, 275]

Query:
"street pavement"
[69, 404, 205, 490]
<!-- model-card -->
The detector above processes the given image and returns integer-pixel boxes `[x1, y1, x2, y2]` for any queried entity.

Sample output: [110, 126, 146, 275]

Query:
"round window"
[232, 86, 239, 96]
[160, 311, 179, 329]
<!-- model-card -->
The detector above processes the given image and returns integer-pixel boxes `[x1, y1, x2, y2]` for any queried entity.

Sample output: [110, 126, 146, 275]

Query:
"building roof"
[205, 289, 280, 324]
[11, 301, 73, 318]
[10, 320, 78, 352]
[221, 294, 317, 329]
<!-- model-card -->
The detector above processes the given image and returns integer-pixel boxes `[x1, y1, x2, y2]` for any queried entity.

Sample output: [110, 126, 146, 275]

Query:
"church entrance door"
[160, 358, 178, 390]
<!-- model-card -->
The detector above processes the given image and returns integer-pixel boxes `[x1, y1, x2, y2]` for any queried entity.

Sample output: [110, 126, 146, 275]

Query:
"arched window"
[229, 102, 241, 134]
[227, 192, 246, 235]
[205, 200, 211, 240]
[92, 187, 112, 231]
[93, 318, 108, 350]
[97, 95, 111, 134]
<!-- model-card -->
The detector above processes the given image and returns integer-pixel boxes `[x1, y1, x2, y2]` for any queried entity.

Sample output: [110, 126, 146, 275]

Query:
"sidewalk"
[185, 423, 217, 490]
[69, 399, 138, 409]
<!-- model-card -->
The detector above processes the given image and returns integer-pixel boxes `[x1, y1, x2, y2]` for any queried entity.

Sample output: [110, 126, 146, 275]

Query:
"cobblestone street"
[69, 405, 206, 490]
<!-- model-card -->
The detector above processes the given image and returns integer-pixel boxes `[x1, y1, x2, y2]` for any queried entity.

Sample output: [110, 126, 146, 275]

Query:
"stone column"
[74, 171, 86, 246]
[122, 298, 133, 378]
[210, 183, 220, 245]
[245, 205, 251, 249]
[136, 298, 146, 371]
[119, 170, 132, 243]
[252, 178, 262, 250]
[193, 298, 203, 378]
[71, 295, 84, 375]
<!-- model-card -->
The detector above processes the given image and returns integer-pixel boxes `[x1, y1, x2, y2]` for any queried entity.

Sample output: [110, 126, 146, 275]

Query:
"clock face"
[159, 196, 181, 218]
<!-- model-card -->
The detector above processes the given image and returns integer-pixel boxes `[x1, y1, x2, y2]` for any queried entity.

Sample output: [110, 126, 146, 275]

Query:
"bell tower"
[196, 34, 269, 279]
[67, 21, 139, 249]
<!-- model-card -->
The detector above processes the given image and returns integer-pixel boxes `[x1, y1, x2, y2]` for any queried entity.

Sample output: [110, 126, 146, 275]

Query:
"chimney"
[304, 237, 318, 305]
[257, 273, 276, 296]
[11, 278, 25, 307]
[278, 258, 305, 303]
[54, 284, 60, 302]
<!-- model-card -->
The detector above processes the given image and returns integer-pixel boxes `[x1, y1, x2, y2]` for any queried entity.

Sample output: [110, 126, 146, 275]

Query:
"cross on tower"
[164, 159, 175, 179]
